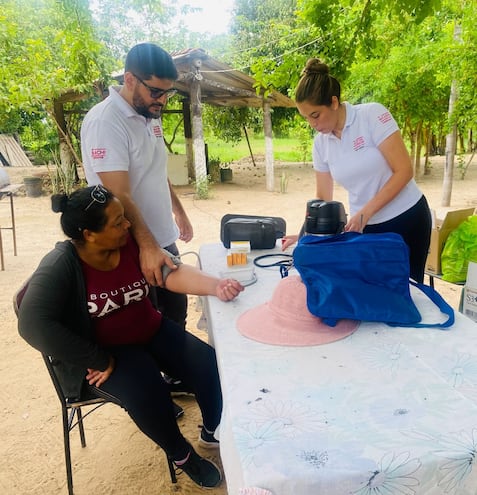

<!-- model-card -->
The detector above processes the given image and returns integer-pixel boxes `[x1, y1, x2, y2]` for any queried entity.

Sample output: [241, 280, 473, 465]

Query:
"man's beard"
[132, 91, 163, 119]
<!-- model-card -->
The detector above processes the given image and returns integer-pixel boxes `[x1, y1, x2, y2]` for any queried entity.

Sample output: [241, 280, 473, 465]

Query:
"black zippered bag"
[220, 214, 286, 249]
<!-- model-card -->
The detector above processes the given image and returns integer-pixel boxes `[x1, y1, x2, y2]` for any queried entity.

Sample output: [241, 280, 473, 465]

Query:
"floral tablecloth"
[199, 243, 477, 495]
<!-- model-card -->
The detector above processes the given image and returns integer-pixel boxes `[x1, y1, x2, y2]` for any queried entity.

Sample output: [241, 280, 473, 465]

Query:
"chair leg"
[62, 407, 74, 495]
[167, 455, 177, 483]
[75, 407, 87, 448]
[8, 193, 17, 256]
[64, 403, 177, 491]
[0, 228, 4, 271]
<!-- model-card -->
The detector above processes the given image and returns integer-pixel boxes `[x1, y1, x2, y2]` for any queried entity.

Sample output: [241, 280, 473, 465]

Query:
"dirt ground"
[0, 155, 476, 495]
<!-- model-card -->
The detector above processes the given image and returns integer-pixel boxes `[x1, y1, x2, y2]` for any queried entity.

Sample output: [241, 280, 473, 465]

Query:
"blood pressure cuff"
[161, 249, 183, 282]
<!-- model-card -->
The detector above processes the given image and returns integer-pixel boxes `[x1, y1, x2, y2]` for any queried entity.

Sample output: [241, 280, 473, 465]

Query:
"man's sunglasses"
[133, 74, 178, 99]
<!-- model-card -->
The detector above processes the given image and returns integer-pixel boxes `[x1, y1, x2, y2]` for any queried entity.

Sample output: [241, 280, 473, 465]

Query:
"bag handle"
[386, 280, 455, 328]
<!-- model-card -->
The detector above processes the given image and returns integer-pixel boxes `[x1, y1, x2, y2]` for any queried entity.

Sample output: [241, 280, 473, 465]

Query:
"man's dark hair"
[125, 43, 178, 81]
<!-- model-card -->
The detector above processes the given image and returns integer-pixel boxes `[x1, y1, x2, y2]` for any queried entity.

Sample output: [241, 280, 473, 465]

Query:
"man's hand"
[139, 244, 178, 286]
[175, 212, 193, 242]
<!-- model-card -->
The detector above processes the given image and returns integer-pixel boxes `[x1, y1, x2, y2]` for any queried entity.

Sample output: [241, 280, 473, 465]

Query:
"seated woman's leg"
[148, 318, 223, 433]
[95, 345, 190, 462]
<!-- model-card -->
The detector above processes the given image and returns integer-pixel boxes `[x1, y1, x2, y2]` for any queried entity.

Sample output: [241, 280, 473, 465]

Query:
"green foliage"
[203, 106, 263, 143]
[47, 155, 78, 195]
[1, 0, 476, 186]
[294, 119, 314, 164]
[230, 0, 305, 89]
[204, 135, 312, 163]
[296, 0, 443, 74]
[0, 0, 115, 159]
[280, 171, 289, 193]
[193, 175, 212, 200]
[285, 0, 476, 164]
[0, 0, 113, 112]
[19, 117, 59, 164]
[228, 0, 308, 133]
[89, 0, 169, 59]
[345, 1, 475, 144]
[346, 12, 452, 127]
[205, 156, 232, 183]
[452, 1, 477, 132]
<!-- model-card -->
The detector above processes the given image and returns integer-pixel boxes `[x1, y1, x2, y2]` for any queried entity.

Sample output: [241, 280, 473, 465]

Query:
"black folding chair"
[14, 281, 177, 494]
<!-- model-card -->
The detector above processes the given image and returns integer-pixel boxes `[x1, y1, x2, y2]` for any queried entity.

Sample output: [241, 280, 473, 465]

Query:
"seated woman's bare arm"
[164, 264, 244, 301]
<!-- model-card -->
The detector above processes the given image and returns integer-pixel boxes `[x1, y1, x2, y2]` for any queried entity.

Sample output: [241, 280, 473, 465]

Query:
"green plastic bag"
[441, 215, 477, 283]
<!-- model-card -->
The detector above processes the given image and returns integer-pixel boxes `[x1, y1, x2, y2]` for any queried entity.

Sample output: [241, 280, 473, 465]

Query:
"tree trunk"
[53, 100, 78, 187]
[424, 125, 432, 175]
[414, 120, 423, 177]
[441, 22, 462, 207]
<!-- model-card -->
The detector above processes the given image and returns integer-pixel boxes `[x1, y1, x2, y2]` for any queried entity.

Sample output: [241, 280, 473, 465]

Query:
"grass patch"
[169, 136, 312, 164]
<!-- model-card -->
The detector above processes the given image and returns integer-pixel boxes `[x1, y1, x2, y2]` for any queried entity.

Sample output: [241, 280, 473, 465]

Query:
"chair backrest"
[13, 276, 117, 406]
[13, 277, 66, 401]
[14, 278, 78, 404]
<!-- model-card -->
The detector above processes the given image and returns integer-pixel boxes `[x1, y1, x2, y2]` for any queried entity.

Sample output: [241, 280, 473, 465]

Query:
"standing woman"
[18, 185, 244, 489]
[286, 58, 431, 283]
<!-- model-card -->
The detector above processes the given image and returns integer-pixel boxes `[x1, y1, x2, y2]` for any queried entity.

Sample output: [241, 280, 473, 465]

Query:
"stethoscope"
[253, 253, 294, 278]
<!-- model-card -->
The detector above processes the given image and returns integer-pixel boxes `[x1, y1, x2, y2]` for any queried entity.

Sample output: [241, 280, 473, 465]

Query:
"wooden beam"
[201, 76, 258, 99]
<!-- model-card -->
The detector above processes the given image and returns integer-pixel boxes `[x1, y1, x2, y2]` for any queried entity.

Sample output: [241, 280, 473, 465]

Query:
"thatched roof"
[172, 48, 295, 109]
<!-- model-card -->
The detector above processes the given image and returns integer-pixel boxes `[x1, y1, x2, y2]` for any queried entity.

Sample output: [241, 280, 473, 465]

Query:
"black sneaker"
[173, 401, 184, 419]
[174, 447, 222, 488]
[198, 427, 220, 449]
[163, 375, 195, 397]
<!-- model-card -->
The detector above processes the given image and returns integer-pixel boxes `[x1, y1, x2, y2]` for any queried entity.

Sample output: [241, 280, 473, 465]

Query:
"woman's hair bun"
[51, 193, 69, 213]
[301, 58, 329, 77]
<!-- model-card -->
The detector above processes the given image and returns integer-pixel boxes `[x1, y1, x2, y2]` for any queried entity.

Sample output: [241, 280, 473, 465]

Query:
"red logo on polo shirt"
[91, 148, 107, 159]
[353, 136, 365, 151]
[152, 124, 163, 137]
[378, 111, 392, 124]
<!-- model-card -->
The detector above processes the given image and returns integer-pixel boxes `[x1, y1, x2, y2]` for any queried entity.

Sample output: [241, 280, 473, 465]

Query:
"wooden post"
[190, 61, 208, 193]
[182, 100, 195, 180]
[263, 100, 274, 192]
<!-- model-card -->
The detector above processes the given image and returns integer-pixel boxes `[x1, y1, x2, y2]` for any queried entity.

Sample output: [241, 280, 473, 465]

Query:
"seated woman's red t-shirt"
[81, 236, 162, 346]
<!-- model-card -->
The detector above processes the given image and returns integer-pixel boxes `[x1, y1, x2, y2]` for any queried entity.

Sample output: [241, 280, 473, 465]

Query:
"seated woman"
[18, 185, 244, 489]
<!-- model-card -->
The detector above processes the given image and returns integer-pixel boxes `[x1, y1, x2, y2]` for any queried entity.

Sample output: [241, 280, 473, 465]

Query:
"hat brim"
[237, 301, 359, 346]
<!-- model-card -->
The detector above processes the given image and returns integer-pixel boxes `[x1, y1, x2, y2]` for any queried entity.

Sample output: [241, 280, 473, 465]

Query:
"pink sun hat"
[237, 275, 359, 346]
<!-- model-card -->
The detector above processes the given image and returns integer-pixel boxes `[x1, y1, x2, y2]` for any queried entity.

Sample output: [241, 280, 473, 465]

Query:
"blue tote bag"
[293, 232, 454, 328]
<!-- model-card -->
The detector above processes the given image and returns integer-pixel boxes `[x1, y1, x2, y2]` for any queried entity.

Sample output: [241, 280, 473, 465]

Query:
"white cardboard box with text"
[463, 261, 477, 323]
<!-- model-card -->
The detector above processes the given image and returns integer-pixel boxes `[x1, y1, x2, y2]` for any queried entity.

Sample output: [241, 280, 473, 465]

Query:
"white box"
[463, 261, 477, 323]
[230, 241, 251, 253]
[167, 154, 189, 186]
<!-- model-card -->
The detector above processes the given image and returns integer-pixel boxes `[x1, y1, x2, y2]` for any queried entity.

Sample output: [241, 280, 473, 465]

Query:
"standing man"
[81, 42, 193, 394]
